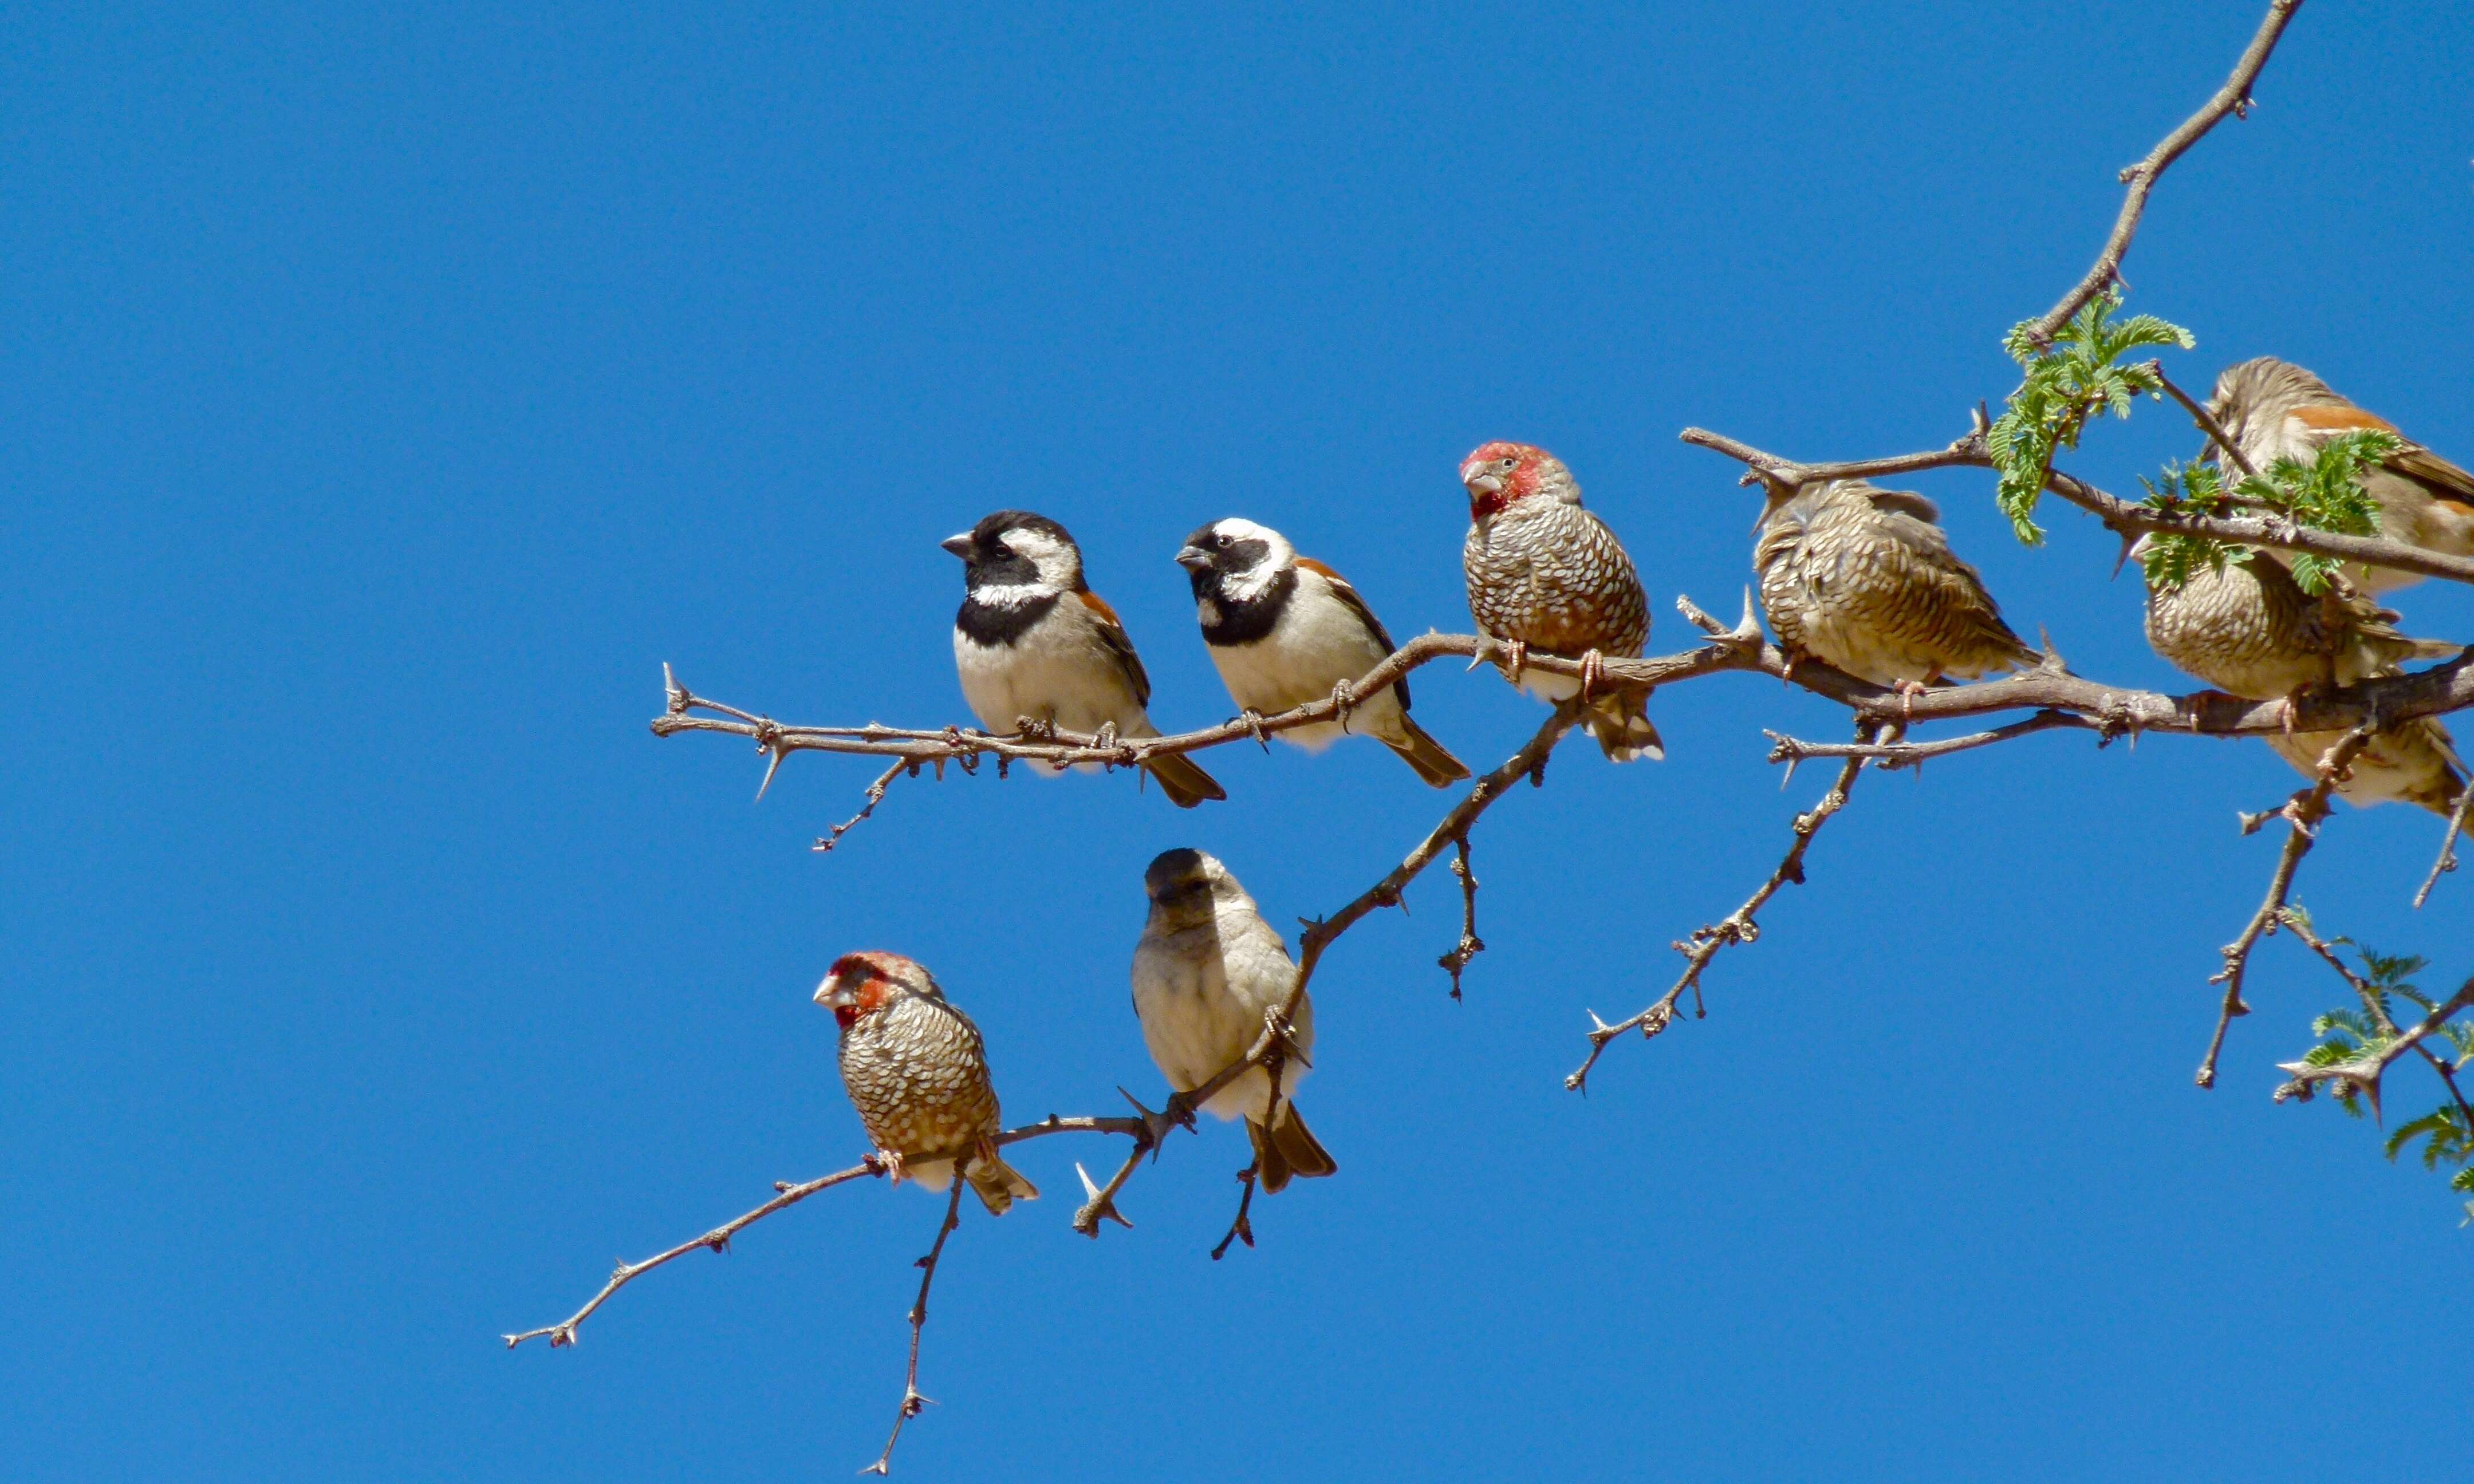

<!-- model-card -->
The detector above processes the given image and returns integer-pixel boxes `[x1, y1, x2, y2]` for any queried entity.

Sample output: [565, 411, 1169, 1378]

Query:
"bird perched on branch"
[1457, 441, 1663, 761]
[2207, 357, 2474, 594]
[1176, 517, 1470, 788]
[1130, 849, 1335, 1194]
[944, 510, 1224, 808]
[1752, 477, 2043, 692]
[815, 952, 1040, 1215]
[2130, 538, 2465, 817]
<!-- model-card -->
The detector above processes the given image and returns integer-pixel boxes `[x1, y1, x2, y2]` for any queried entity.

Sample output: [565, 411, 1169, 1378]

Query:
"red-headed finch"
[816, 951, 1039, 1215]
[1458, 441, 1663, 761]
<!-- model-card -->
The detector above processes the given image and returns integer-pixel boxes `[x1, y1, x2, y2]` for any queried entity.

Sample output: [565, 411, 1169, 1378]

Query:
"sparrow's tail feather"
[1248, 1104, 1336, 1195]
[966, 1143, 1040, 1217]
[1144, 752, 1226, 808]
[1386, 715, 1472, 788]
[1585, 694, 1665, 763]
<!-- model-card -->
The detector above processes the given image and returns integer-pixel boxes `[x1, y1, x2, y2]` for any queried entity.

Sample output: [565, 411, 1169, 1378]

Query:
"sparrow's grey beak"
[813, 973, 852, 1008]
[1174, 544, 1212, 573]
[939, 532, 974, 559]
[1464, 472, 1505, 497]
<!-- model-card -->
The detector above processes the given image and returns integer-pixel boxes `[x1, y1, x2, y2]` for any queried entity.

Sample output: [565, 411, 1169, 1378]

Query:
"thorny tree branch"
[1679, 425, 2474, 590]
[2276, 976, 2474, 1118]
[2145, 361, 2259, 479]
[866, 1162, 970, 1475]
[1565, 732, 1872, 1094]
[1439, 835, 1484, 1000]
[2023, 0, 2307, 345]
[503, 1114, 1155, 1355]
[2412, 782, 2474, 911]
[2195, 728, 2374, 1090]
[2278, 909, 2474, 1132]
[659, 625, 2474, 817]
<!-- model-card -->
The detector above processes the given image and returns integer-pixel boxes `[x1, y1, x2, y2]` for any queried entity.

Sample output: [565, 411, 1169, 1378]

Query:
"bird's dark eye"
[1214, 532, 1230, 548]
[1498, 456, 1518, 471]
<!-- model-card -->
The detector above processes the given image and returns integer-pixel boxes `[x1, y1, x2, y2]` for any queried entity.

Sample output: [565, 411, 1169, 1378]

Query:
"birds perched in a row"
[2131, 539, 2466, 816]
[1751, 477, 2042, 690]
[945, 510, 1226, 808]
[816, 951, 1041, 1215]
[2206, 357, 2474, 595]
[1130, 848, 1335, 1194]
[948, 507, 1472, 795]
[1459, 441, 1665, 761]
[1179, 518, 1470, 787]
[814, 851, 1337, 1213]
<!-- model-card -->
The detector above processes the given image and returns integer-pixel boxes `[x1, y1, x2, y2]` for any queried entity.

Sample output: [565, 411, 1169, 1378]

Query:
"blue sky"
[7, 3, 2471, 1479]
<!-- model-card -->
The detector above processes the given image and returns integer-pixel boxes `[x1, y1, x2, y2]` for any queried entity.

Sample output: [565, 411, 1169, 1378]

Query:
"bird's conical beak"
[939, 532, 974, 559]
[1463, 472, 1504, 498]
[1174, 545, 1212, 573]
[814, 974, 852, 1009]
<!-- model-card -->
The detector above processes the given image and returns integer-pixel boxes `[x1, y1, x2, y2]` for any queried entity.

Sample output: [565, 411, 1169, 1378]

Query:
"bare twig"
[816, 760, 913, 854]
[1566, 740, 1870, 1092]
[2023, 1, 2307, 344]
[501, 1159, 887, 1351]
[506, 1114, 1144, 1353]
[866, 1162, 970, 1475]
[2145, 361, 2259, 478]
[2196, 727, 2374, 1090]
[1437, 835, 1485, 1000]
[2412, 782, 2474, 910]
[1764, 709, 2095, 773]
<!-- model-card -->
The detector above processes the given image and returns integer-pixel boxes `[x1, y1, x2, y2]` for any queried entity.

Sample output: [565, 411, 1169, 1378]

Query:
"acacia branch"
[2195, 727, 2373, 1090]
[1680, 426, 2474, 589]
[866, 1165, 970, 1476]
[504, 1114, 1144, 1354]
[2279, 909, 2474, 1132]
[2277, 976, 2474, 1117]
[1764, 709, 2095, 773]
[1566, 739, 1869, 1093]
[659, 623, 2474, 819]
[2412, 782, 2474, 910]
[2145, 360, 2259, 478]
[2023, 0, 2306, 344]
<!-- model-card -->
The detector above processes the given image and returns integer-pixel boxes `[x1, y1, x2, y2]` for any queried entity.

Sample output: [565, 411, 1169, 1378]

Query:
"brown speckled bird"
[2131, 539, 2465, 817]
[814, 951, 1039, 1215]
[1458, 441, 1663, 761]
[2208, 357, 2474, 594]
[1752, 478, 2041, 692]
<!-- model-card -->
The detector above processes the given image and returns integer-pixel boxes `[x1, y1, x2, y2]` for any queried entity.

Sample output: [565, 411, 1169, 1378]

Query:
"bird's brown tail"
[1585, 694, 1665, 763]
[965, 1143, 1040, 1217]
[1144, 752, 1226, 808]
[1386, 714, 1472, 788]
[1247, 1104, 1337, 1195]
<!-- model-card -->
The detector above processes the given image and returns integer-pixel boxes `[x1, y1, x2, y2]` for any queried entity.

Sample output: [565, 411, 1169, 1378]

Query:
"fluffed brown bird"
[1752, 478, 2042, 690]
[2132, 539, 2465, 817]
[2207, 357, 2474, 594]
[1458, 441, 1663, 762]
[816, 951, 1040, 1215]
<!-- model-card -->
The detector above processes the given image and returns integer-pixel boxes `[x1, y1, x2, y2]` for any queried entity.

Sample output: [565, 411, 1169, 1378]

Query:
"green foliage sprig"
[2287, 926, 2474, 1223]
[2132, 429, 2404, 595]
[1988, 291, 2192, 545]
